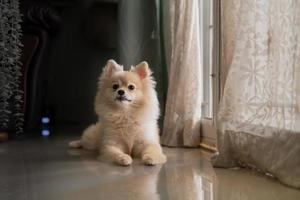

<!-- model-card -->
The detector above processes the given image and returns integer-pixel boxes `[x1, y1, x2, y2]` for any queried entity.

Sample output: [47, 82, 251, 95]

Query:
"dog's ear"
[131, 61, 152, 79]
[103, 59, 123, 78]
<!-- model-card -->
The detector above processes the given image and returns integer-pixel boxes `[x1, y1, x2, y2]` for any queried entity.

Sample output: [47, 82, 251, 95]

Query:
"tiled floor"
[1, 133, 300, 200]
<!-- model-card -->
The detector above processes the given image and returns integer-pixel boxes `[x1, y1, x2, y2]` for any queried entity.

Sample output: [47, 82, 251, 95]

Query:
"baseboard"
[199, 142, 217, 152]
[199, 136, 217, 152]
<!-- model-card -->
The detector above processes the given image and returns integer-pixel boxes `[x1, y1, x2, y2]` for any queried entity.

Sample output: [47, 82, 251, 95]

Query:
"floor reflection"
[1, 136, 300, 200]
[215, 168, 300, 200]
[160, 148, 215, 200]
[155, 148, 300, 200]
[68, 148, 162, 200]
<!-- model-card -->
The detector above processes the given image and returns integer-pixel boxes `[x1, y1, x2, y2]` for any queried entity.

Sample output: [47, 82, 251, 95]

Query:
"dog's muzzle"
[115, 95, 132, 102]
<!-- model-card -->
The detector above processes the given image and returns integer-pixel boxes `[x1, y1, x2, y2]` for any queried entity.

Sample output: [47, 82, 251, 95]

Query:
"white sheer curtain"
[213, 0, 300, 188]
[161, 0, 202, 147]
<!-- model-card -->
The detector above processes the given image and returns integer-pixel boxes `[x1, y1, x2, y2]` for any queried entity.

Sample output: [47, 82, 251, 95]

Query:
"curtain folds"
[213, 0, 300, 188]
[161, 0, 202, 147]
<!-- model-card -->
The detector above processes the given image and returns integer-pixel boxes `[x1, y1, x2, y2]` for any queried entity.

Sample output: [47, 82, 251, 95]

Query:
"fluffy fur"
[69, 59, 166, 166]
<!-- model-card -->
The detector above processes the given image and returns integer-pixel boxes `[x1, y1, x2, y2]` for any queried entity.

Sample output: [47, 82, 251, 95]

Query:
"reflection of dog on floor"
[70, 153, 163, 200]
[69, 59, 166, 166]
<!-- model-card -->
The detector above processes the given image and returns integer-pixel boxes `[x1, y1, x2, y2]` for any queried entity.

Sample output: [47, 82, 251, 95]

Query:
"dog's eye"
[112, 84, 119, 90]
[128, 85, 135, 90]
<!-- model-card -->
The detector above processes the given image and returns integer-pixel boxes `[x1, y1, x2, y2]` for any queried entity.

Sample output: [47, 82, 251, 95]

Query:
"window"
[199, 0, 220, 149]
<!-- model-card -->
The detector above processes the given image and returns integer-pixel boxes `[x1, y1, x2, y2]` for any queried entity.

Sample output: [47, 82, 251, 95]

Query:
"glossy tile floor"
[1, 133, 300, 200]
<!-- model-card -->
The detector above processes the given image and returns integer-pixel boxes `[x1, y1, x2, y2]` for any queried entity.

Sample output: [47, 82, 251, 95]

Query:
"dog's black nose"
[117, 90, 125, 96]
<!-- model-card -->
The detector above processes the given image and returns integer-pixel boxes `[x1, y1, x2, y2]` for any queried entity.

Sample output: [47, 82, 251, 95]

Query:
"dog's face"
[99, 60, 154, 108]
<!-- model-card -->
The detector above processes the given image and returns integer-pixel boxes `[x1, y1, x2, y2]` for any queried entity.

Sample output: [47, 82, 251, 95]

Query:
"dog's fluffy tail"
[69, 123, 102, 150]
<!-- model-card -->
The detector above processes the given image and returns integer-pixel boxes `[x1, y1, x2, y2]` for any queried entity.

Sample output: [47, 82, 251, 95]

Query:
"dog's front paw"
[142, 153, 167, 166]
[69, 140, 82, 148]
[116, 154, 132, 166]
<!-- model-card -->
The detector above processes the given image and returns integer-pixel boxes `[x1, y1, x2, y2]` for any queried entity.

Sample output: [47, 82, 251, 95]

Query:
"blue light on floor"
[42, 129, 50, 137]
[41, 117, 50, 124]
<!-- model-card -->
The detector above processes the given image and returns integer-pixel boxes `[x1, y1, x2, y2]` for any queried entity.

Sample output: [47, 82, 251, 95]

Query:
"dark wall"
[46, 1, 118, 125]
[21, 0, 118, 127]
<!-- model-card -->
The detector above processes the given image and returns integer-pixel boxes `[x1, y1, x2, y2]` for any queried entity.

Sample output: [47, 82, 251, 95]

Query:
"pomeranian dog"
[69, 59, 166, 166]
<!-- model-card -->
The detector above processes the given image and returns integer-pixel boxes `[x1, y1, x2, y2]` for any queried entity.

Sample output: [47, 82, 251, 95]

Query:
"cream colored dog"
[69, 59, 166, 166]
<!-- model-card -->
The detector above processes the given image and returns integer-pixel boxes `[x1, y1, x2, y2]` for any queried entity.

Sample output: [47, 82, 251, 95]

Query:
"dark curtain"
[118, 0, 167, 128]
